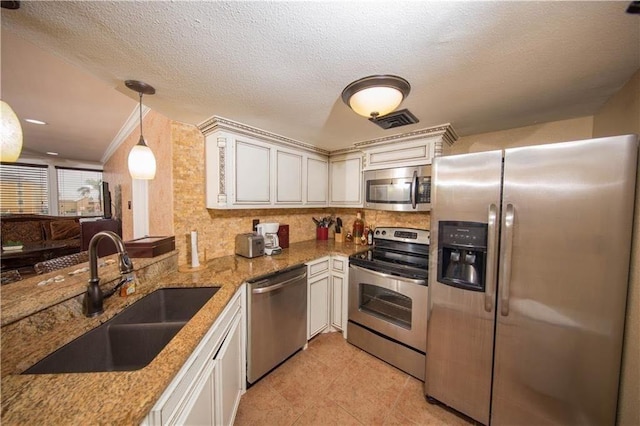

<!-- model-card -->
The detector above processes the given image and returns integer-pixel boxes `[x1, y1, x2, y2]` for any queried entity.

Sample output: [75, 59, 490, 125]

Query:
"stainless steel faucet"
[83, 231, 134, 317]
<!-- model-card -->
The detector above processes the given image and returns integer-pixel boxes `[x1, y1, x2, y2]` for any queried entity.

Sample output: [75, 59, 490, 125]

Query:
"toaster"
[235, 233, 265, 258]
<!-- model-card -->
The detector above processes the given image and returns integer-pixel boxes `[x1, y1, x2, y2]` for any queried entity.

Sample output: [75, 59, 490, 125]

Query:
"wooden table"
[1, 242, 69, 272]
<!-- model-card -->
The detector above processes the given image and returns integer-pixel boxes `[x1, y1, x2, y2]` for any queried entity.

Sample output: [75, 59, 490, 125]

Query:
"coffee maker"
[437, 221, 487, 291]
[256, 223, 282, 255]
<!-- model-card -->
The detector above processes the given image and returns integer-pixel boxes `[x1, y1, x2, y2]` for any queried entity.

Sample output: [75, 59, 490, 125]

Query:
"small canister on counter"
[277, 224, 289, 249]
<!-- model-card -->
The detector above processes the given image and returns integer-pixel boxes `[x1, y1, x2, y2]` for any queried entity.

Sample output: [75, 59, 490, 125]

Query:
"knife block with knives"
[335, 217, 344, 243]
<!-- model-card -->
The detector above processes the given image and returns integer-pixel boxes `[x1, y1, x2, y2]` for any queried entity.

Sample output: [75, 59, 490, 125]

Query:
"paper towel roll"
[191, 230, 200, 268]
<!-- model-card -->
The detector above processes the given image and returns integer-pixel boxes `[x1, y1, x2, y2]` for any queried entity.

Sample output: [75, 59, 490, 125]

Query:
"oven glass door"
[349, 265, 427, 352]
[360, 283, 412, 329]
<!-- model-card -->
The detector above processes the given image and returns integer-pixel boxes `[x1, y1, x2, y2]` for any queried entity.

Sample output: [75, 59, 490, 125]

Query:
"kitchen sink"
[110, 287, 221, 325]
[23, 287, 220, 374]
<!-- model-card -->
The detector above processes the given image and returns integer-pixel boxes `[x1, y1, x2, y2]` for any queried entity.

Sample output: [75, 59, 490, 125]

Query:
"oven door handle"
[350, 264, 427, 286]
[410, 170, 418, 209]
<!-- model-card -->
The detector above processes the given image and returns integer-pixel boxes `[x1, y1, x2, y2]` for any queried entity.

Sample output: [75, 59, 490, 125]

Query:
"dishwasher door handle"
[251, 272, 307, 294]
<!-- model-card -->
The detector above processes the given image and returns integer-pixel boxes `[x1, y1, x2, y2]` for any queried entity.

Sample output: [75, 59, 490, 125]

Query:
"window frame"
[55, 166, 104, 217]
[0, 162, 50, 215]
[0, 159, 104, 217]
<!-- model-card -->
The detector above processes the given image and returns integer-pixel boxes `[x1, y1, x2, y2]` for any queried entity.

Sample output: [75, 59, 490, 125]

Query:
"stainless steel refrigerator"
[425, 135, 638, 425]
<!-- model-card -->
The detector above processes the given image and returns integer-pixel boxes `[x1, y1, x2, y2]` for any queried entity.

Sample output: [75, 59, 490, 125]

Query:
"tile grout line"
[381, 374, 412, 425]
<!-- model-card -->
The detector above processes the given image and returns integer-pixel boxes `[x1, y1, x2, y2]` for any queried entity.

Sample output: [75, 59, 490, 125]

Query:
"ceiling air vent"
[369, 109, 419, 130]
[627, 1, 640, 13]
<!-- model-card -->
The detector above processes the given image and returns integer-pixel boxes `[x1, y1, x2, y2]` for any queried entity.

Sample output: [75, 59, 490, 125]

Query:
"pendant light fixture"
[125, 80, 156, 180]
[0, 100, 23, 162]
[341, 75, 411, 119]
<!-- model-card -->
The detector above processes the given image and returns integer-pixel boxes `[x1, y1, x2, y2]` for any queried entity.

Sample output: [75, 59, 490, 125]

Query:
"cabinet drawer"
[307, 257, 330, 277]
[331, 258, 345, 273]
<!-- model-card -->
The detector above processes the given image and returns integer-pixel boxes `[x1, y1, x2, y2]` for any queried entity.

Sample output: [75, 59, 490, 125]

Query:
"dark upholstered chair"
[1, 269, 22, 285]
[34, 251, 89, 275]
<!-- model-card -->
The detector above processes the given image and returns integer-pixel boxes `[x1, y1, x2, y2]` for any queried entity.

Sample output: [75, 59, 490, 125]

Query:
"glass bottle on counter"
[353, 212, 364, 245]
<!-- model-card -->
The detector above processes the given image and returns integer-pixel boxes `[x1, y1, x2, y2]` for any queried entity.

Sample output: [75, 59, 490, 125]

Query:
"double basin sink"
[24, 287, 220, 374]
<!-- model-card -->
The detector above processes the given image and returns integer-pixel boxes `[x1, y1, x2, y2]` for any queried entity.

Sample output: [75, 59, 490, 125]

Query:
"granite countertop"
[0, 239, 366, 425]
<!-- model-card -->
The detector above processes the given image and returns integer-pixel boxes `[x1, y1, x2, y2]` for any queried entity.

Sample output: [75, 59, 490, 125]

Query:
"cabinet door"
[174, 361, 215, 425]
[306, 156, 328, 205]
[330, 155, 362, 206]
[214, 312, 243, 426]
[308, 274, 330, 339]
[330, 274, 344, 330]
[235, 139, 271, 204]
[363, 138, 435, 170]
[276, 150, 303, 204]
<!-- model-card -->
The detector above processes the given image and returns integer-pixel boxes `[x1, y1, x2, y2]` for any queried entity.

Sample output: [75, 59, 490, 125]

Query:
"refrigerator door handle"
[499, 203, 515, 316]
[484, 203, 499, 312]
[410, 170, 418, 209]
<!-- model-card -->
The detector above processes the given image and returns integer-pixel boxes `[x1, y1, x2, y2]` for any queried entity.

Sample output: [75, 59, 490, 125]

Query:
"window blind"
[0, 163, 49, 215]
[56, 167, 103, 217]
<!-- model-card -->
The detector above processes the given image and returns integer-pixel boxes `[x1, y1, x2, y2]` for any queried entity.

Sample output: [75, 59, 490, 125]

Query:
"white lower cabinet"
[307, 255, 348, 340]
[144, 287, 245, 426]
[308, 275, 330, 338]
[331, 256, 348, 338]
[177, 362, 215, 425]
[307, 257, 330, 339]
[330, 274, 343, 329]
[215, 312, 243, 426]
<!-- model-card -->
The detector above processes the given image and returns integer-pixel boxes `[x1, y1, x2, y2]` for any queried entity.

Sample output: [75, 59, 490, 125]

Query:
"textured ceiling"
[1, 1, 638, 162]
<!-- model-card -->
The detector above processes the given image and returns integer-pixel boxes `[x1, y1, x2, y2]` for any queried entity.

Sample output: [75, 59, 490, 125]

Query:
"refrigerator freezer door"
[426, 150, 503, 425]
[492, 135, 638, 425]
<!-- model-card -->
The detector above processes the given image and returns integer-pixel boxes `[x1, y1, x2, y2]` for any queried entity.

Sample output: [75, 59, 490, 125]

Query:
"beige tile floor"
[235, 332, 473, 425]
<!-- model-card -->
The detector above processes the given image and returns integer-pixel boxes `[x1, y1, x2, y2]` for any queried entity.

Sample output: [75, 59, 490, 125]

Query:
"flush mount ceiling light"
[0, 100, 23, 162]
[125, 80, 156, 180]
[341, 75, 411, 120]
[0, 1, 20, 10]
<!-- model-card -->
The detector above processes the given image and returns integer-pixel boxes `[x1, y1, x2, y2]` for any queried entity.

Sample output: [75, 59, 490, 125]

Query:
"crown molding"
[198, 115, 458, 157]
[101, 105, 151, 164]
[353, 123, 458, 148]
[198, 116, 330, 155]
[328, 146, 363, 156]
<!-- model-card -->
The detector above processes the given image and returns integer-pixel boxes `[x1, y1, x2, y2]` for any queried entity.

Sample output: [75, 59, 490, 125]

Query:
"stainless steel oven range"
[348, 227, 429, 380]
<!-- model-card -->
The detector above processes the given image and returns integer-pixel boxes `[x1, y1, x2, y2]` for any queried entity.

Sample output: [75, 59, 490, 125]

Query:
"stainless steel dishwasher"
[247, 265, 307, 384]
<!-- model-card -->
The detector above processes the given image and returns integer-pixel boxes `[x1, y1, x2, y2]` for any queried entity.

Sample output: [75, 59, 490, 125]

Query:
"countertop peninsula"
[0, 239, 365, 425]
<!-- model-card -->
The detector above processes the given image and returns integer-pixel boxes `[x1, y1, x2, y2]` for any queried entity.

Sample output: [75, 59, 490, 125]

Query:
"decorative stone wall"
[103, 110, 174, 239]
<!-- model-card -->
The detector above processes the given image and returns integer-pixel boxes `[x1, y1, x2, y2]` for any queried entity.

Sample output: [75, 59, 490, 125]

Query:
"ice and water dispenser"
[437, 221, 488, 292]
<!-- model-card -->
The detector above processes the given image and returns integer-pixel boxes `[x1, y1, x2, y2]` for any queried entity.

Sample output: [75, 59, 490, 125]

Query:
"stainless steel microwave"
[363, 165, 431, 212]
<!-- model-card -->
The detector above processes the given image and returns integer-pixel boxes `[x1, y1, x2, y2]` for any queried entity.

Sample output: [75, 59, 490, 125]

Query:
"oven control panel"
[374, 227, 430, 245]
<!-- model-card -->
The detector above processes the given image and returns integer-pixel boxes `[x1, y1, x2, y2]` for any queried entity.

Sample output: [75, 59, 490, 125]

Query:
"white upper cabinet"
[361, 138, 435, 170]
[275, 148, 303, 204]
[235, 138, 271, 204]
[356, 123, 459, 171]
[306, 155, 329, 205]
[202, 117, 457, 209]
[329, 152, 362, 207]
[203, 118, 329, 209]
